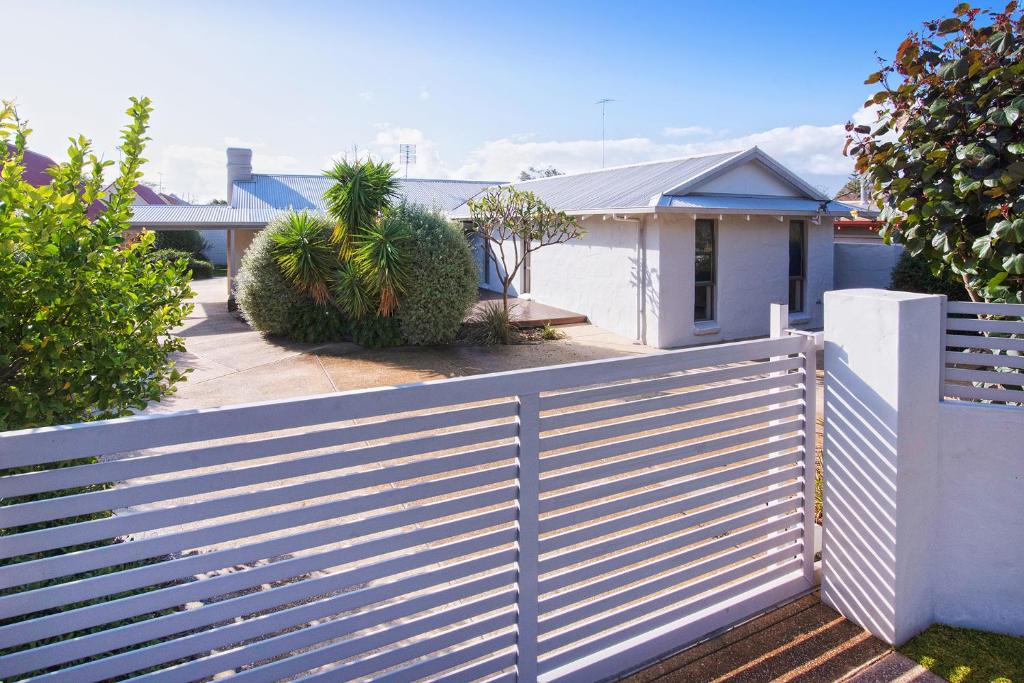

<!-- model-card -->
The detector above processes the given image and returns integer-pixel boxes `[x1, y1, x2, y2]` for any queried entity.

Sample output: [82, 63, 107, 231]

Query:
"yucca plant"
[323, 158, 399, 258]
[270, 211, 336, 303]
[332, 260, 375, 320]
[353, 217, 413, 316]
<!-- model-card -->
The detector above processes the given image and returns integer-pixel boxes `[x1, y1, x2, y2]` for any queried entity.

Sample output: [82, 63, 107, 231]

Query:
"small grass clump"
[540, 322, 564, 340]
[464, 304, 520, 345]
[899, 624, 1024, 683]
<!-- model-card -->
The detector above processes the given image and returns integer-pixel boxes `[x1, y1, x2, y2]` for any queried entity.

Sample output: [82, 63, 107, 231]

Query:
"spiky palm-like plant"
[331, 261, 375, 320]
[353, 217, 412, 316]
[323, 158, 399, 258]
[270, 211, 336, 303]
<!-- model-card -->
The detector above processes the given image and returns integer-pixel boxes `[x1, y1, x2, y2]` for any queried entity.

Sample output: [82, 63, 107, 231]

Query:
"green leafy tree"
[468, 185, 585, 312]
[518, 165, 564, 181]
[0, 97, 193, 430]
[848, 2, 1024, 303]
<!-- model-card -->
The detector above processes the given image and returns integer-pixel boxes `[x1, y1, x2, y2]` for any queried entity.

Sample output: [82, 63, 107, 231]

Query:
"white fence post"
[821, 289, 942, 645]
[798, 333, 817, 585]
[515, 392, 541, 683]
[770, 303, 788, 339]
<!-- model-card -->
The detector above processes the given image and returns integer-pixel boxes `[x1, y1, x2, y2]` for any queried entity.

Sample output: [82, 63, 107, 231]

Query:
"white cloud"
[662, 126, 717, 138]
[455, 112, 875, 190]
[418, 88, 430, 101]
[325, 125, 452, 178]
[148, 140, 299, 203]
[358, 91, 373, 102]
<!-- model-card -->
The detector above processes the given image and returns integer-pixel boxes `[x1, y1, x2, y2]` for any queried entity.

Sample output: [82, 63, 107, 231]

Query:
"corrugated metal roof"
[662, 195, 859, 216]
[129, 205, 275, 227]
[232, 174, 500, 213]
[448, 151, 742, 218]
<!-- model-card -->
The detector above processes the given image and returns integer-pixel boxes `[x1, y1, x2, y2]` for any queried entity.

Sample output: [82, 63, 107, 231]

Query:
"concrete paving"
[153, 277, 647, 412]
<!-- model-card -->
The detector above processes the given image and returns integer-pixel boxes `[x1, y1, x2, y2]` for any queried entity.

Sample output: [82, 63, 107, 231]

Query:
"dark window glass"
[694, 219, 715, 321]
[789, 220, 806, 312]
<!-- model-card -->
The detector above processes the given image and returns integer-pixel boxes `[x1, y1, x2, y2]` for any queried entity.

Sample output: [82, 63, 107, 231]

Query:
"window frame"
[694, 218, 717, 322]
[788, 219, 807, 314]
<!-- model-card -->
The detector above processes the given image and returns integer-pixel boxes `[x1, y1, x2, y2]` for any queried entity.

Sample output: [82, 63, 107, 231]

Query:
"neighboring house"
[128, 148, 501, 292]
[831, 190, 902, 291]
[6, 143, 106, 217]
[128, 147, 863, 348]
[452, 148, 858, 348]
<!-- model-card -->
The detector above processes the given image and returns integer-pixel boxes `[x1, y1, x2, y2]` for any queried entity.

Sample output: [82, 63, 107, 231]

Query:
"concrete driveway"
[153, 277, 647, 412]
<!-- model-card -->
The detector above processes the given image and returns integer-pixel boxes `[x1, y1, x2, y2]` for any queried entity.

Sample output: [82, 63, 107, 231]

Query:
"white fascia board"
[662, 147, 829, 202]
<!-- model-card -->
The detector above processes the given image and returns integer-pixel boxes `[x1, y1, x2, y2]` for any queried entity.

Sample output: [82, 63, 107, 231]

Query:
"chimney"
[226, 147, 252, 206]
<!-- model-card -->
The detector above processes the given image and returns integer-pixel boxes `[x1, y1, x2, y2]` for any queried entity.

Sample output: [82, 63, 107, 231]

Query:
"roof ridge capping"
[660, 146, 828, 201]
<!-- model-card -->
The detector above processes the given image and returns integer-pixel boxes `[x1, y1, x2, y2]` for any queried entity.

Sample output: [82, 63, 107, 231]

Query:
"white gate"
[0, 334, 816, 682]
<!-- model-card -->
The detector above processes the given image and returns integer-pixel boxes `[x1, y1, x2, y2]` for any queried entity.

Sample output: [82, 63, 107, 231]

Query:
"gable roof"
[449, 147, 854, 218]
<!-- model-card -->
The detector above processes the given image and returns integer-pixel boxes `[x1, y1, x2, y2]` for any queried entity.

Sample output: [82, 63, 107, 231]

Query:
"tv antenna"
[595, 98, 616, 168]
[399, 144, 416, 178]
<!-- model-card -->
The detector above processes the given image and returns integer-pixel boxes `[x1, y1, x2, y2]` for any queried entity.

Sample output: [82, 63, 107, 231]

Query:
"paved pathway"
[153, 277, 645, 412]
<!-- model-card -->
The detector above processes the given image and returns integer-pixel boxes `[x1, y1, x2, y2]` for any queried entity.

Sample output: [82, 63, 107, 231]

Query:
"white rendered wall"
[200, 230, 227, 266]
[821, 288, 1024, 644]
[693, 161, 802, 196]
[934, 402, 1024, 635]
[528, 216, 648, 342]
[834, 242, 903, 290]
[655, 214, 833, 348]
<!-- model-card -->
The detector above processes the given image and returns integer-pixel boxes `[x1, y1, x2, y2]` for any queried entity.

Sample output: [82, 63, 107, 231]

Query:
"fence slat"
[223, 604, 518, 683]
[0, 449, 516, 561]
[944, 383, 1024, 403]
[1, 536, 516, 655]
[2, 553, 517, 679]
[540, 464, 802, 535]
[541, 501, 800, 589]
[541, 523, 802, 615]
[0, 423, 517, 528]
[946, 301, 1024, 316]
[0, 401, 518, 499]
[540, 449, 803, 515]
[945, 333, 1024, 352]
[540, 357, 802, 410]
[538, 559, 804, 674]
[540, 373, 801, 432]
[945, 367, 1024, 387]
[371, 633, 517, 683]
[542, 433, 804, 496]
[945, 350, 1024, 370]
[540, 389, 802, 452]
[944, 317, 1024, 334]
[538, 549, 802, 657]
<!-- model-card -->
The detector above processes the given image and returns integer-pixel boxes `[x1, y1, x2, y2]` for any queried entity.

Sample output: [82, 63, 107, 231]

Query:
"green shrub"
[395, 205, 479, 345]
[152, 248, 214, 280]
[465, 303, 520, 345]
[540, 322, 564, 340]
[153, 229, 208, 259]
[890, 250, 969, 301]
[235, 217, 346, 341]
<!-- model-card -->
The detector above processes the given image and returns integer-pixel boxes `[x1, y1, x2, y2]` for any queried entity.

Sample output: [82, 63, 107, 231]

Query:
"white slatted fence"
[0, 334, 817, 682]
[943, 300, 1024, 404]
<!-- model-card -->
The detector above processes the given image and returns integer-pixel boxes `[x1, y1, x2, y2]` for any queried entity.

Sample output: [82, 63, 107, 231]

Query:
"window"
[789, 220, 806, 313]
[694, 219, 716, 321]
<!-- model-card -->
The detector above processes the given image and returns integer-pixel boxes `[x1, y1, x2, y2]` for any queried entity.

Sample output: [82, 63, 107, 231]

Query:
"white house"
[129, 147, 860, 348]
[453, 148, 857, 348]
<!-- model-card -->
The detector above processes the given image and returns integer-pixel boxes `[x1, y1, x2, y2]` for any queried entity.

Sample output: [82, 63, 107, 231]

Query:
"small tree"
[468, 185, 584, 312]
[518, 165, 564, 181]
[0, 97, 193, 430]
[848, 2, 1024, 303]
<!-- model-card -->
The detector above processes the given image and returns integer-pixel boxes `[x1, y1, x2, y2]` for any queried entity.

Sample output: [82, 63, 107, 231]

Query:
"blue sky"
[7, 1, 950, 200]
